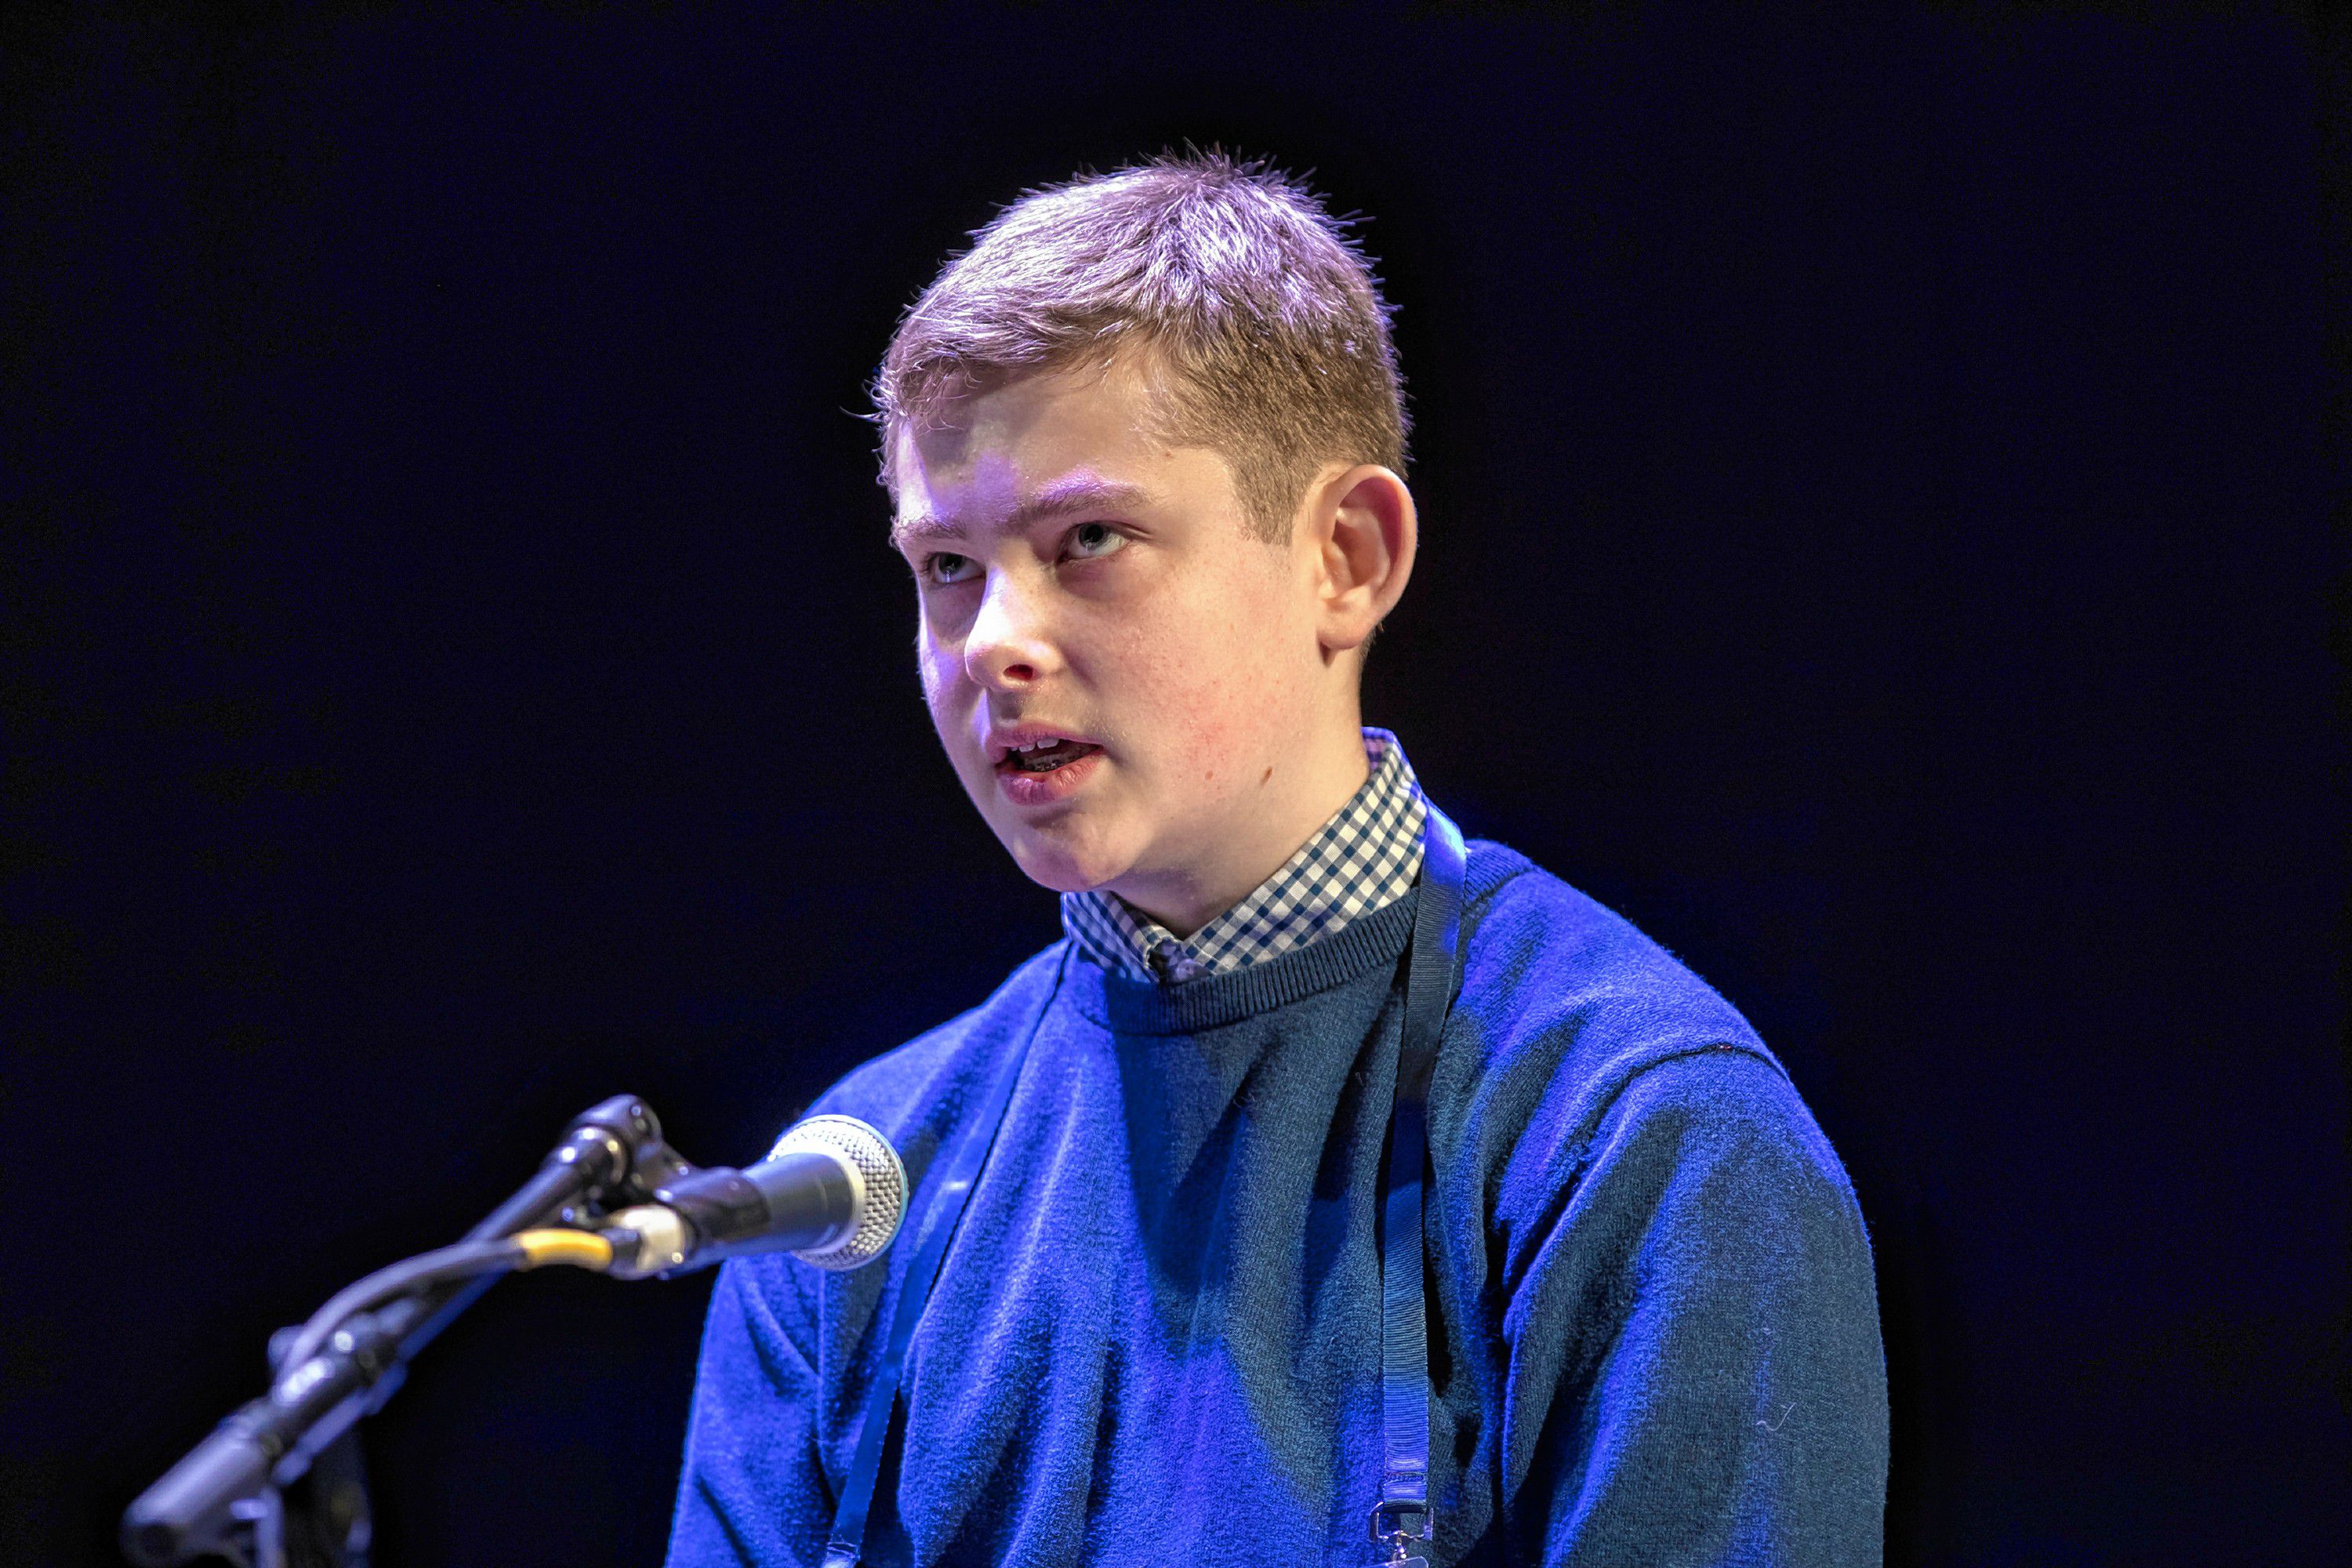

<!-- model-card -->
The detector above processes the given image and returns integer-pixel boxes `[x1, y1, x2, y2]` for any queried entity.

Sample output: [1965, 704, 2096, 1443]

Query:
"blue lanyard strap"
[1373, 806, 1467, 1558]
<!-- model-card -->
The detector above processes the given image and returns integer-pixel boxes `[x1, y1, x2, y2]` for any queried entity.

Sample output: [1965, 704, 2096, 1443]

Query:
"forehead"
[888, 363, 1181, 540]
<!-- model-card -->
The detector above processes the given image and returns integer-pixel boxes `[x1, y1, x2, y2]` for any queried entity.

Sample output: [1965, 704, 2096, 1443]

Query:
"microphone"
[603, 1114, 907, 1276]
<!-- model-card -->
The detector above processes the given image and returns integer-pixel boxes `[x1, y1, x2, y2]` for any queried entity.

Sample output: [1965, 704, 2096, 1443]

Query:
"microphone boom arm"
[120, 1095, 681, 1568]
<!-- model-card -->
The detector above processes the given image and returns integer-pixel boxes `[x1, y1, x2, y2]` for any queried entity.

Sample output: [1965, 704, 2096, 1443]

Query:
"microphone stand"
[122, 1096, 692, 1568]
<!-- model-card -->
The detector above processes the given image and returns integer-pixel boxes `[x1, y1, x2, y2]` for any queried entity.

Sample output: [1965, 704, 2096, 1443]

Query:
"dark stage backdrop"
[6, 5, 2345, 1566]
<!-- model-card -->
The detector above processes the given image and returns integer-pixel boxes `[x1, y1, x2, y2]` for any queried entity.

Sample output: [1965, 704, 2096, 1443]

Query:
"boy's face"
[889, 361, 1356, 925]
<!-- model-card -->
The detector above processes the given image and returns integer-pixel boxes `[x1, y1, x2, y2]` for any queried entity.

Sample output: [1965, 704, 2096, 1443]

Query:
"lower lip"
[993, 747, 1104, 807]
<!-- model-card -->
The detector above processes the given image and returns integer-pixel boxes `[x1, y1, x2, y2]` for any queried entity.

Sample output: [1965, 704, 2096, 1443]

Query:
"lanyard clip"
[1370, 1499, 1432, 1566]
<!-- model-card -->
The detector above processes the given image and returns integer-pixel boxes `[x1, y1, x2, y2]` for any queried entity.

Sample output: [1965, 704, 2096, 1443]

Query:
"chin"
[1000, 817, 1138, 897]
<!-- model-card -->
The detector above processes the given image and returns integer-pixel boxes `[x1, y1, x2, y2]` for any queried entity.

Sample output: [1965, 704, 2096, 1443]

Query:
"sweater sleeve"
[666, 1257, 834, 1568]
[1501, 1048, 1888, 1566]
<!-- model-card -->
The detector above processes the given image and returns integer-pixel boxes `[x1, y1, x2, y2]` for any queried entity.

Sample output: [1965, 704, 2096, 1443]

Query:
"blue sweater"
[668, 841, 1888, 1566]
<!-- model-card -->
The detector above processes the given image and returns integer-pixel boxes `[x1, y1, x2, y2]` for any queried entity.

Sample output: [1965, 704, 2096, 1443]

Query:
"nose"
[961, 569, 1059, 691]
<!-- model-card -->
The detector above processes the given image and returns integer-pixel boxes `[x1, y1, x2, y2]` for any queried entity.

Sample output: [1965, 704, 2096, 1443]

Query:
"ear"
[1307, 463, 1417, 654]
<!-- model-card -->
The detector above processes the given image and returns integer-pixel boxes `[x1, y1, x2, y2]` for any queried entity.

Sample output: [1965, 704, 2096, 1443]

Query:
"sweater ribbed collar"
[1064, 886, 1420, 1037]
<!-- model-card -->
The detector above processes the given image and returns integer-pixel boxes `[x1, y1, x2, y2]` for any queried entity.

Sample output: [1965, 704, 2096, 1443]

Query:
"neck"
[1110, 718, 1372, 938]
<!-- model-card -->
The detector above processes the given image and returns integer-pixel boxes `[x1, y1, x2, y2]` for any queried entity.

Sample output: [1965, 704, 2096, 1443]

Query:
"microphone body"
[607, 1114, 906, 1276]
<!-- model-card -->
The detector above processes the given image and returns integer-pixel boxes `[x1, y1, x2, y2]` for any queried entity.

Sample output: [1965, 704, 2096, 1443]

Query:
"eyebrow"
[890, 477, 1153, 551]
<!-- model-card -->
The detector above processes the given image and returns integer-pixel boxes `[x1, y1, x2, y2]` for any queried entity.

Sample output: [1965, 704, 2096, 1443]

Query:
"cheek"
[1168, 691, 1244, 789]
[1112, 581, 1287, 784]
[916, 633, 965, 725]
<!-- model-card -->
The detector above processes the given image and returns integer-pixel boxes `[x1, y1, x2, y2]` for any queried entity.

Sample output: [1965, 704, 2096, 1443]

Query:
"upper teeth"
[1011, 737, 1060, 752]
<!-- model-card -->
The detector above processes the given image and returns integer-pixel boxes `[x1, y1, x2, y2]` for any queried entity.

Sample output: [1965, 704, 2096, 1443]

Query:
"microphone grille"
[771, 1114, 906, 1271]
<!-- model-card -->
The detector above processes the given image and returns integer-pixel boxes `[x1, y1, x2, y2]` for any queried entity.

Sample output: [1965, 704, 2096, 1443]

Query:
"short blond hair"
[873, 152, 1408, 541]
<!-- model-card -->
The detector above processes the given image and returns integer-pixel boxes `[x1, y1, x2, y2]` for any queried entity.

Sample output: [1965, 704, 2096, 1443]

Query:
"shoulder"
[1578, 1047, 1861, 1235]
[1454, 838, 1773, 1080]
[1443, 839, 1851, 1217]
[794, 940, 1070, 1176]
[710, 942, 1071, 1358]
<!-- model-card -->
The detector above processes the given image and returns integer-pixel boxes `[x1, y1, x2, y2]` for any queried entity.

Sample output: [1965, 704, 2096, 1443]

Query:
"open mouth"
[997, 737, 1102, 774]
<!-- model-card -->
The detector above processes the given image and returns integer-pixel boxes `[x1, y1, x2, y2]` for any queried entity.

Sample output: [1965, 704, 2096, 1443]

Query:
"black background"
[6, 4, 2347, 1565]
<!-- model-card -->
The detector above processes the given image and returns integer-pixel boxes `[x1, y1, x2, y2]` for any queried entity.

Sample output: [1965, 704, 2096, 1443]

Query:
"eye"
[1065, 521, 1127, 561]
[923, 551, 978, 586]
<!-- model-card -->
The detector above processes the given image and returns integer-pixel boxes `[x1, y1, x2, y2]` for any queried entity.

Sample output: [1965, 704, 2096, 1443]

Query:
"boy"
[669, 154, 1887, 1567]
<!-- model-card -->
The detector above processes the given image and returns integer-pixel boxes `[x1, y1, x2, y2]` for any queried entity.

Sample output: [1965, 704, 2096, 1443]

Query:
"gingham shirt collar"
[1061, 728, 1428, 985]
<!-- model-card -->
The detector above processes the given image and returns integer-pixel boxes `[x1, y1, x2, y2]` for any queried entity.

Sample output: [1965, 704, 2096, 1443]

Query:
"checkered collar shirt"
[1061, 728, 1428, 985]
